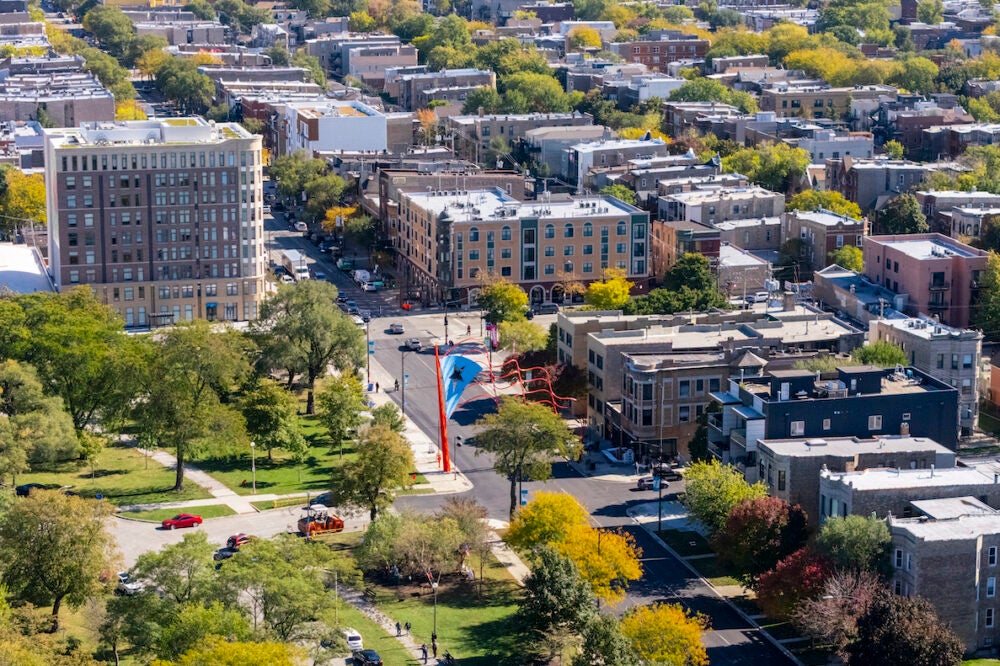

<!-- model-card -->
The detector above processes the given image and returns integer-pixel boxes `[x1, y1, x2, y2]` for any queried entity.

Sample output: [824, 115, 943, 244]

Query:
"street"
[224, 209, 794, 666]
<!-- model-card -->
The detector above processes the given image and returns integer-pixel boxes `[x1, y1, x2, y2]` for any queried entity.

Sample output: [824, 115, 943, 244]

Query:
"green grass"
[963, 660, 1000, 665]
[657, 529, 713, 557]
[16, 445, 212, 507]
[977, 412, 1000, 436]
[366, 552, 521, 665]
[196, 413, 429, 497]
[119, 504, 237, 523]
[335, 601, 419, 666]
[251, 496, 308, 511]
[687, 555, 742, 588]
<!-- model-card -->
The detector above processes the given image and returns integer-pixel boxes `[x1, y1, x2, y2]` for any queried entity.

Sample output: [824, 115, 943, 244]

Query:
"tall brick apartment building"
[610, 31, 710, 73]
[43, 118, 265, 327]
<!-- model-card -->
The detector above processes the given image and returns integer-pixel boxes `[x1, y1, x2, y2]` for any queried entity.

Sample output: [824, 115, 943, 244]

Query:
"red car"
[161, 513, 203, 530]
[226, 533, 255, 549]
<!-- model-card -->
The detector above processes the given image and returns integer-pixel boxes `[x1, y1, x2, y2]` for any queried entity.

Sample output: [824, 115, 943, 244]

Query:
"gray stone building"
[890, 501, 1000, 654]
[820, 465, 1000, 522]
[755, 435, 956, 524]
[869, 316, 982, 435]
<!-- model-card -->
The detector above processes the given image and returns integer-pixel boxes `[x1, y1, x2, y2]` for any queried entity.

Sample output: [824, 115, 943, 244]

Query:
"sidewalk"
[133, 448, 259, 514]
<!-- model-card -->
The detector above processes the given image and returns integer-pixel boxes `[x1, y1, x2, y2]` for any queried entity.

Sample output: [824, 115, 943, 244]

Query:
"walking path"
[133, 448, 259, 514]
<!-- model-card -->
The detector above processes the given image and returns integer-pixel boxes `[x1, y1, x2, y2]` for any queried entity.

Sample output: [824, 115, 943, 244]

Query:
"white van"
[343, 628, 363, 651]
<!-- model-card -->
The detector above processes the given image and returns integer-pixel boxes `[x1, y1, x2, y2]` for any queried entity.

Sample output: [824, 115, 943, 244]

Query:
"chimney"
[900, 421, 910, 435]
[930, 464, 935, 477]
[783, 291, 795, 311]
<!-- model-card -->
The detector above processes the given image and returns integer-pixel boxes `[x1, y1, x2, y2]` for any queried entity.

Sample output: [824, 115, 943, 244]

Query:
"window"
[906, 554, 912, 571]
[583, 222, 593, 237]
[990, 547, 997, 566]
[988, 608, 996, 628]
[564, 223, 574, 238]
[964, 354, 974, 369]
[616, 222, 627, 236]
[544, 264, 554, 275]
[469, 227, 479, 242]
[895, 549, 903, 568]
[544, 246, 555, 257]
[777, 470, 786, 491]
[868, 415, 883, 430]
[989, 577, 996, 598]
[790, 420, 805, 436]
[679, 406, 690, 422]
[501, 226, 511, 241]
[679, 380, 690, 397]
[564, 261, 573, 273]
[583, 262, 593, 273]
[501, 266, 512, 277]
[544, 224, 555, 239]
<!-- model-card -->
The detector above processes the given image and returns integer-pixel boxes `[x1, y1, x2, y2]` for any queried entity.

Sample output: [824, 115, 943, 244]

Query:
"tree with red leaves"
[756, 547, 832, 619]
[712, 496, 809, 589]
[793, 569, 885, 654]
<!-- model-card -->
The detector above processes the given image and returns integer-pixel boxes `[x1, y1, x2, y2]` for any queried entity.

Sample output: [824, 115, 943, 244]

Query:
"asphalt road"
[234, 214, 793, 666]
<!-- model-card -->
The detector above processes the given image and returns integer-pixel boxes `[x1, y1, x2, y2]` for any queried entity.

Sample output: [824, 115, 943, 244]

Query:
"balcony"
[730, 428, 747, 449]
[708, 413, 723, 433]
[707, 440, 729, 460]
[928, 281, 950, 291]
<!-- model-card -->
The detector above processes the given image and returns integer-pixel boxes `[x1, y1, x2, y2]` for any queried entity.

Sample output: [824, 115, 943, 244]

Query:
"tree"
[315, 373, 366, 449]
[793, 569, 884, 653]
[851, 340, 907, 367]
[517, 546, 596, 659]
[814, 515, 891, 574]
[126, 34, 168, 68]
[183, 0, 215, 19]
[567, 25, 602, 50]
[82, 6, 134, 60]
[291, 50, 326, 88]
[600, 183, 638, 206]
[133, 532, 218, 604]
[477, 279, 529, 324]
[889, 55, 939, 95]
[370, 402, 405, 433]
[501, 71, 573, 113]
[155, 638, 303, 665]
[255, 280, 365, 414]
[883, 139, 905, 159]
[343, 214, 376, 248]
[829, 245, 863, 272]
[392, 512, 465, 576]
[574, 614, 639, 666]
[662, 253, 716, 292]
[556, 525, 642, 604]
[686, 403, 716, 462]
[756, 547, 832, 619]
[116, 99, 148, 120]
[264, 45, 289, 66]
[239, 378, 306, 462]
[669, 77, 758, 113]
[713, 497, 809, 588]
[0, 167, 46, 232]
[722, 142, 811, 192]
[436, 496, 489, 571]
[349, 10, 375, 31]
[0, 490, 118, 630]
[506, 491, 590, 550]
[917, 0, 943, 23]
[498, 319, 548, 352]
[0, 360, 77, 479]
[462, 85, 504, 115]
[682, 459, 768, 533]
[155, 57, 214, 114]
[157, 602, 251, 660]
[584, 268, 633, 310]
[328, 424, 414, 520]
[11, 288, 143, 431]
[134, 321, 250, 490]
[877, 193, 928, 235]
[620, 603, 709, 666]
[786, 190, 862, 219]
[475, 397, 581, 517]
[975, 251, 1000, 337]
[269, 151, 328, 200]
[846, 595, 963, 666]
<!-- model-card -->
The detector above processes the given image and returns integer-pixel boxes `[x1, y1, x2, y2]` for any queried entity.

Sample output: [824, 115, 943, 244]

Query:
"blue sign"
[439, 353, 485, 419]
[652, 476, 661, 492]
[520, 488, 528, 506]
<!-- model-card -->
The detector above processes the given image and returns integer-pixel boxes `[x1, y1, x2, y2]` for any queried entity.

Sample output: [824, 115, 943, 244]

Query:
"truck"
[297, 505, 344, 538]
[281, 250, 310, 282]
[352, 269, 371, 284]
[337, 258, 355, 271]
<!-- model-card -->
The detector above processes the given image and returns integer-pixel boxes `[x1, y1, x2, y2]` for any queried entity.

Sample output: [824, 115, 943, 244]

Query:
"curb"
[628, 511, 805, 666]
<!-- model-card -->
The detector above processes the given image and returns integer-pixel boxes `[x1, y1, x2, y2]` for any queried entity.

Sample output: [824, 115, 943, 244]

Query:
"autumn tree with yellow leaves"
[620, 603, 709, 666]
[0, 166, 45, 234]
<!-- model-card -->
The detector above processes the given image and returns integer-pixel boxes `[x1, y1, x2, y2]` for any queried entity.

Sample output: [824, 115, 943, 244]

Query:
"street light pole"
[444, 303, 449, 344]
[401, 349, 409, 415]
[366, 320, 371, 387]
[250, 441, 256, 495]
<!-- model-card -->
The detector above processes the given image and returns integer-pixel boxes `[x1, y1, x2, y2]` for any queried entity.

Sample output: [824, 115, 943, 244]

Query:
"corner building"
[44, 118, 265, 327]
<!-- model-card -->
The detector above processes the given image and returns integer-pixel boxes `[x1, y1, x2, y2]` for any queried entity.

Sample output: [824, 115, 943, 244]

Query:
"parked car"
[343, 628, 363, 651]
[213, 547, 238, 562]
[405, 337, 421, 351]
[360, 282, 378, 292]
[637, 476, 668, 491]
[294, 221, 308, 232]
[161, 513, 203, 530]
[263, 205, 271, 214]
[535, 302, 560, 315]
[308, 491, 332, 507]
[313, 271, 327, 280]
[280, 274, 294, 284]
[351, 315, 365, 326]
[226, 533, 254, 550]
[15, 482, 59, 497]
[336, 295, 348, 304]
[389, 323, 404, 334]
[753, 291, 770, 303]
[360, 311, 371, 323]
[116, 572, 144, 595]
[346, 301, 359, 315]
[352, 649, 383, 666]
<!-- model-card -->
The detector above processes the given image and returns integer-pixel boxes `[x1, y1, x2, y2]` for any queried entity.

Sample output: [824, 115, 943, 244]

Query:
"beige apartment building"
[394, 188, 649, 306]
[44, 118, 265, 327]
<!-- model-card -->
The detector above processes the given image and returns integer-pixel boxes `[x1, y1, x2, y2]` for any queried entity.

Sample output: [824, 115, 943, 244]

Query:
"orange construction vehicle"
[298, 504, 344, 537]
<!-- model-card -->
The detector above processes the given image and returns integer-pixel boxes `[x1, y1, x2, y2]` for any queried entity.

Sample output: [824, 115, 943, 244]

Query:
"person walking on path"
[432, 641, 438, 659]
[375, 382, 380, 393]
[395, 621, 401, 636]
[421, 644, 428, 663]
[404, 621, 411, 635]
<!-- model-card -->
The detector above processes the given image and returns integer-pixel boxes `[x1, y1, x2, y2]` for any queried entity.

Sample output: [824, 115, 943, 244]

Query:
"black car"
[15, 483, 59, 497]
[353, 649, 383, 665]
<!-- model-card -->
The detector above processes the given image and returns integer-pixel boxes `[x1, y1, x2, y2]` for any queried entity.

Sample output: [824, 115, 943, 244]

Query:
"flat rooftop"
[44, 117, 252, 148]
[719, 243, 767, 267]
[790, 209, 863, 226]
[871, 234, 983, 259]
[662, 185, 779, 205]
[823, 465, 998, 491]
[759, 435, 954, 459]
[890, 512, 1000, 541]
[874, 316, 981, 341]
[571, 138, 667, 154]
[402, 188, 641, 223]
[911, 496, 997, 519]
[0, 242, 53, 293]
[591, 324, 757, 350]
[714, 216, 780, 231]
[623, 351, 727, 369]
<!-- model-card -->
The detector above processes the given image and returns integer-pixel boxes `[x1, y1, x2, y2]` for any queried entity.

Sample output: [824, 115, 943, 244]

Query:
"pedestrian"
[396, 621, 401, 636]
[405, 621, 411, 634]
[432, 641, 438, 659]
[420, 644, 428, 663]
[466, 324, 471, 335]
[375, 382, 380, 392]
[395, 379, 400, 391]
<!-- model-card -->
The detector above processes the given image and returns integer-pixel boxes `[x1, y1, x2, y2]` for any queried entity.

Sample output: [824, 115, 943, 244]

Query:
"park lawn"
[16, 444, 211, 507]
[688, 555, 742, 588]
[964, 661, 1000, 665]
[336, 601, 419, 666]
[367, 552, 522, 666]
[657, 529, 713, 557]
[119, 504, 236, 522]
